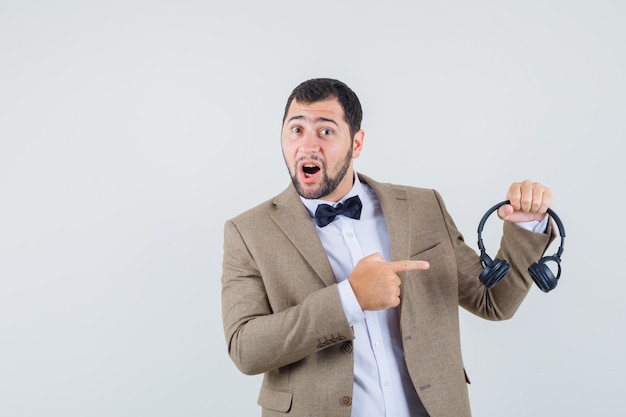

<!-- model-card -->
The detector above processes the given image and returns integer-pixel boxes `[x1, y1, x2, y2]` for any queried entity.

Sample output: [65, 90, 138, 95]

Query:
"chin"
[297, 186, 322, 200]
[292, 179, 322, 200]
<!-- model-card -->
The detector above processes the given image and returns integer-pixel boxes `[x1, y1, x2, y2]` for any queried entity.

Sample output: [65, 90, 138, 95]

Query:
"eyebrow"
[287, 115, 339, 126]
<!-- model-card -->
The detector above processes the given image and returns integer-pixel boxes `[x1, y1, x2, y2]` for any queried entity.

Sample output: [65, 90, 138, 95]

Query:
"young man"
[221, 78, 554, 417]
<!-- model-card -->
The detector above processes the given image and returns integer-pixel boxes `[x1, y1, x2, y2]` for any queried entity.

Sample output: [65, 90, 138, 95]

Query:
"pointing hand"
[348, 253, 430, 310]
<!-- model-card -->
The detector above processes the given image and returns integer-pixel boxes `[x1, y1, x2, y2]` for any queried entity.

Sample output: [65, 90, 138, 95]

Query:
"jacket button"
[341, 341, 353, 353]
[340, 396, 352, 406]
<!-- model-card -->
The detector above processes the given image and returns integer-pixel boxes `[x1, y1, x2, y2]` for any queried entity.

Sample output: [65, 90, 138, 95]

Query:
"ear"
[352, 129, 365, 159]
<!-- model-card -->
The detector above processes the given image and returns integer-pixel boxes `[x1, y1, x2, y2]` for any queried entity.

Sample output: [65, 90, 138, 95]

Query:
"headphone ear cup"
[528, 258, 559, 293]
[479, 258, 511, 289]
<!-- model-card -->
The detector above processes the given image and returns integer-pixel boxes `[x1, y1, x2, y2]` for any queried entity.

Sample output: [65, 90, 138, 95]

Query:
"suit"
[221, 173, 554, 417]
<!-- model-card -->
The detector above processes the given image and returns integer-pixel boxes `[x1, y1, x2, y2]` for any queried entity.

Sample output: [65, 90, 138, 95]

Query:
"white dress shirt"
[300, 173, 547, 417]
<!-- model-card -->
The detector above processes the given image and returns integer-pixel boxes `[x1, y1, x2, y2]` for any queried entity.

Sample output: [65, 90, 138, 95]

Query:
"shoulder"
[228, 196, 276, 224]
[358, 173, 444, 206]
[225, 183, 303, 226]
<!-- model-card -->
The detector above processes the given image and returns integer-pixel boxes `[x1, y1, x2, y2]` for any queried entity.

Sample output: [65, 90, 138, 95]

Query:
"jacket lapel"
[359, 175, 423, 325]
[359, 174, 412, 262]
[270, 185, 338, 287]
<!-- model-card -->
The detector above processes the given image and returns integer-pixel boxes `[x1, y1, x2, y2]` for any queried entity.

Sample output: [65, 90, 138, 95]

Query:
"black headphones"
[477, 200, 566, 293]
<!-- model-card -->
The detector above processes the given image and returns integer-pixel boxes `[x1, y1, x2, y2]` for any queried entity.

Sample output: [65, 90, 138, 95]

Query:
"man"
[221, 78, 555, 417]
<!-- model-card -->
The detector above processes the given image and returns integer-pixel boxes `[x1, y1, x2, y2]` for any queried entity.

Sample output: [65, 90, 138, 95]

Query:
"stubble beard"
[288, 150, 353, 200]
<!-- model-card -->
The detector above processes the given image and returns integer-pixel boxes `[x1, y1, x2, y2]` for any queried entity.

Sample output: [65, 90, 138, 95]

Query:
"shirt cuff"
[337, 280, 365, 325]
[515, 215, 549, 233]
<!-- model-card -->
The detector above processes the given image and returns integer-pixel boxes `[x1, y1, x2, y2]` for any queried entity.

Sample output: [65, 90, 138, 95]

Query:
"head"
[281, 78, 365, 201]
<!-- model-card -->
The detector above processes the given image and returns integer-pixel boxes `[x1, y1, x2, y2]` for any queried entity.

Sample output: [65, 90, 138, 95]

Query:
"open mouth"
[302, 164, 321, 178]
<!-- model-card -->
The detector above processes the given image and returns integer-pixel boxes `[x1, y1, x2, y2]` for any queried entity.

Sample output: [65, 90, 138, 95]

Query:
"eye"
[291, 126, 302, 134]
[320, 128, 333, 136]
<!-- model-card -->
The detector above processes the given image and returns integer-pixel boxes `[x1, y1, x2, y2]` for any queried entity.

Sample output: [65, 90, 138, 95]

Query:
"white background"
[1, 1, 624, 416]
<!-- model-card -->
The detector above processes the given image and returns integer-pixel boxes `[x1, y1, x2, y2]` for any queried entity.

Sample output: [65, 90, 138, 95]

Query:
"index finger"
[389, 260, 430, 273]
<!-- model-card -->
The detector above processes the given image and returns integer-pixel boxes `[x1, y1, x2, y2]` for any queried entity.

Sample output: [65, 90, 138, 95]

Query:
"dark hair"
[282, 78, 363, 139]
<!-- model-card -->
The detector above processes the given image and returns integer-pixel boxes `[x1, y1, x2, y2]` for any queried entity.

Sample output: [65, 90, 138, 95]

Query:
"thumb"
[497, 204, 515, 221]
[498, 204, 548, 223]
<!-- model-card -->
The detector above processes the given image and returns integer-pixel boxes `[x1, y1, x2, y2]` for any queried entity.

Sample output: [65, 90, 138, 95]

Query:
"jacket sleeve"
[221, 219, 354, 375]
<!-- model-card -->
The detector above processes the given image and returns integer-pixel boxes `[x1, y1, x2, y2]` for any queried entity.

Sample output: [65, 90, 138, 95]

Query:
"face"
[281, 98, 364, 201]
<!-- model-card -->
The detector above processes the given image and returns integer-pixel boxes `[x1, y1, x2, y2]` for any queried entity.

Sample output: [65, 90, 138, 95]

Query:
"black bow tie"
[314, 195, 363, 227]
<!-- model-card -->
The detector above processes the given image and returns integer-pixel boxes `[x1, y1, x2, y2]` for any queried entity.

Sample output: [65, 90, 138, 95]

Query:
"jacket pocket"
[258, 385, 293, 413]
[410, 241, 443, 260]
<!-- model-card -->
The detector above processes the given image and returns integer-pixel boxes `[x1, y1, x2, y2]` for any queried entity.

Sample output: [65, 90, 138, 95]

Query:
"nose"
[298, 131, 320, 154]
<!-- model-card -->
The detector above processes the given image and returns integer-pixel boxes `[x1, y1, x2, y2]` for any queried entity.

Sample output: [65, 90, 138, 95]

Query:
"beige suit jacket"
[221, 174, 554, 417]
